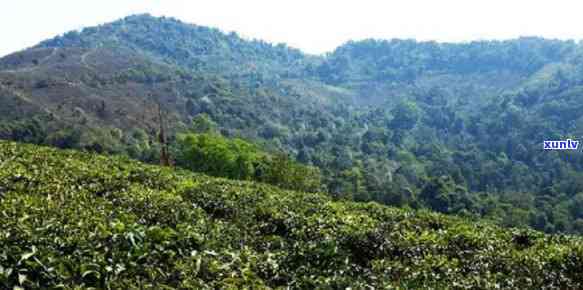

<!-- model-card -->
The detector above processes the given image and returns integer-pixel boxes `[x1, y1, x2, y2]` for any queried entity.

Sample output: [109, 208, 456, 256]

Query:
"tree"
[190, 114, 218, 134]
[389, 101, 420, 145]
[158, 102, 172, 167]
[419, 175, 474, 214]
[390, 101, 420, 131]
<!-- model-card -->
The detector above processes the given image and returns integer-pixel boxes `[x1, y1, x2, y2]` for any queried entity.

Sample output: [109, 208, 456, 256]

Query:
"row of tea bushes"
[1, 141, 583, 288]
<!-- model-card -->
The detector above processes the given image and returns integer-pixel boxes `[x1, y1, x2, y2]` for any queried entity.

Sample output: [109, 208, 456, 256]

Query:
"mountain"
[1, 14, 583, 234]
[35, 14, 308, 77]
[1, 141, 583, 288]
[0, 15, 350, 154]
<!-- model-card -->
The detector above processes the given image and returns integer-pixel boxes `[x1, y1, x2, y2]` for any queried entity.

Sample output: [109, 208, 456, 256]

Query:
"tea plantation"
[1, 141, 583, 289]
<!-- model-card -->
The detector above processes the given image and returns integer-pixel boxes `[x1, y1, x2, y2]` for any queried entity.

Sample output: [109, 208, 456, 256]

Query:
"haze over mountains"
[2, 14, 583, 234]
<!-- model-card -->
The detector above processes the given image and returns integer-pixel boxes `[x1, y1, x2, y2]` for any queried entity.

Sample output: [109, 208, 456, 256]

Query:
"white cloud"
[1, 0, 583, 56]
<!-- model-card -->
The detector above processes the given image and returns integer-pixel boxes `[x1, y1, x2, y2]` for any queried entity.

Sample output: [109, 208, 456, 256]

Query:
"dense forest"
[1, 14, 583, 237]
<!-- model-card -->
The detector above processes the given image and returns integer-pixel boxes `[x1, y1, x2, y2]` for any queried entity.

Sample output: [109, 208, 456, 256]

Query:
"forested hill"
[1, 141, 583, 288]
[35, 14, 308, 77]
[1, 14, 583, 234]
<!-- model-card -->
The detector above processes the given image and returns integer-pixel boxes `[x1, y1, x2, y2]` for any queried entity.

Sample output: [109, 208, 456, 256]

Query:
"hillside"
[0, 15, 353, 159]
[1, 141, 583, 288]
[1, 14, 583, 234]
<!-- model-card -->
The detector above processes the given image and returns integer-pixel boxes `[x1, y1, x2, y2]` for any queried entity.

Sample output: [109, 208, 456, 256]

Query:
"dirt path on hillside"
[0, 47, 59, 73]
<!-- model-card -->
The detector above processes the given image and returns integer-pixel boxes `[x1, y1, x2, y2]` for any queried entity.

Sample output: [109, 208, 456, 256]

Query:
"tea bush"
[1, 141, 583, 289]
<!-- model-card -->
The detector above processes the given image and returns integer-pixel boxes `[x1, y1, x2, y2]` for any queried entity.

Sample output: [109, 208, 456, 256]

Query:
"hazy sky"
[2, 0, 583, 56]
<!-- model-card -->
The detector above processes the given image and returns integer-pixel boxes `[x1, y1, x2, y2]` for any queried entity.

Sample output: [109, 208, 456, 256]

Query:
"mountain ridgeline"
[1, 14, 583, 234]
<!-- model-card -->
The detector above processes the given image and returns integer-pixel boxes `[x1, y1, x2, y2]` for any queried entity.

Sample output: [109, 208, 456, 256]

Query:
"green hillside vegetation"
[2, 141, 583, 289]
[2, 14, 583, 235]
[175, 131, 322, 192]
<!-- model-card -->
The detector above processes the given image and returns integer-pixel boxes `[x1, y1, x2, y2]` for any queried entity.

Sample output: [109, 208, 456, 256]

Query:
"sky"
[2, 0, 583, 57]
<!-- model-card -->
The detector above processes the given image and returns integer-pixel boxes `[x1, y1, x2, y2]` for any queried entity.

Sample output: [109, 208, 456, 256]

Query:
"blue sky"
[2, 0, 583, 56]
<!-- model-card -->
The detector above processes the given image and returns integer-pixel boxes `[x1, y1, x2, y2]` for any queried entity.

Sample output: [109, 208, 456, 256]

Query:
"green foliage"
[38, 14, 306, 77]
[176, 133, 259, 180]
[1, 141, 583, 288]
[390, 101, 420, 131]
[256, 152, 323, 193]
[3, 14, 583, 236]
[419, 176, 476, 214]
[176, 133, 322, 192]
[189, 114, 218, 134]
[316, 38, 576, 84]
